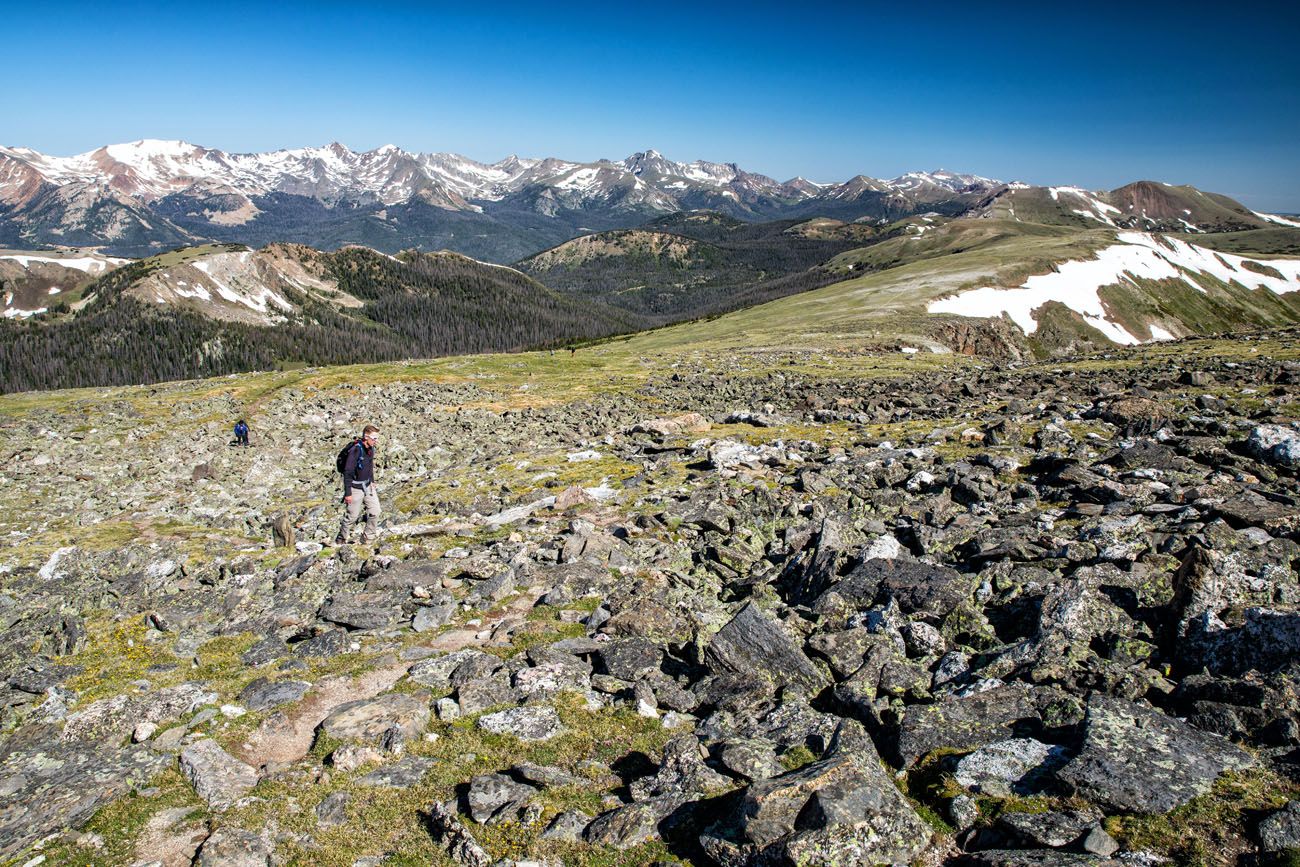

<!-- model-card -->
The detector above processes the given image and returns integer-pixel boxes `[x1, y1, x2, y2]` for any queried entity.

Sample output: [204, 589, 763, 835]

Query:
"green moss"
[1105, 769, 1300, 867]
[779, 744, 818, 771]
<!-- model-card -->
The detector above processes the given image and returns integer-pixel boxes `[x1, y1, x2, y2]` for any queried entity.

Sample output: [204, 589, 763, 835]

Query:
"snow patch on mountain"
[1254, 211, 1300, 229]
[0, 252, 129, 272]
[928, 232, 1300, 343]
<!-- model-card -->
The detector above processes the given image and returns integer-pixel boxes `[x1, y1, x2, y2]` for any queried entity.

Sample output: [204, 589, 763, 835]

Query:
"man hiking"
[233, 419, 250, 447]
[336, 425, 381, 545]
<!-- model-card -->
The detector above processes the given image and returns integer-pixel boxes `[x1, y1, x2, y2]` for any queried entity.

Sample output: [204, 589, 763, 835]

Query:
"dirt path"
[234, 589, 543, 769]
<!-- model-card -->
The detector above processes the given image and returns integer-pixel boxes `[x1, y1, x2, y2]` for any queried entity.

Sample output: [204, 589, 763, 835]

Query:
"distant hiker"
[234, 419, 250, 447]
[336, 425, 381, 545]
[569, 347, 576, 357]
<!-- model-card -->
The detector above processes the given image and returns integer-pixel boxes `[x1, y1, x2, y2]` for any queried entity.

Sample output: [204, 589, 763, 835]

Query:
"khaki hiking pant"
[338, 482, 381, 542]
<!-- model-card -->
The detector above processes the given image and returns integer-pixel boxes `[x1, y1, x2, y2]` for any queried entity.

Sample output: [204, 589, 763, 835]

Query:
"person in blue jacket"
[336, 425, 381, 544]
[234, 419, 250, 447]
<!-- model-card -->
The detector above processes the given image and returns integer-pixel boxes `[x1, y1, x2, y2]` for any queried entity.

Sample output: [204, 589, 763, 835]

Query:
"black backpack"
[335, 439, 361, 474]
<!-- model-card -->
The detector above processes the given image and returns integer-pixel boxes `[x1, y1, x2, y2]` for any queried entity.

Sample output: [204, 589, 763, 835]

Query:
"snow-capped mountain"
[0, 139, 1012, 258]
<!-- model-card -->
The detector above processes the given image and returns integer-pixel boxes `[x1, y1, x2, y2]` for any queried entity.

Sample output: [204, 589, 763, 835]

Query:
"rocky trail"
[2, 330, 1300, 866]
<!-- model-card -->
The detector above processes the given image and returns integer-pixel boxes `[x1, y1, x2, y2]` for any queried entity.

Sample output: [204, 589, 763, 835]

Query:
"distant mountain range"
[0, 140, 1017, 258]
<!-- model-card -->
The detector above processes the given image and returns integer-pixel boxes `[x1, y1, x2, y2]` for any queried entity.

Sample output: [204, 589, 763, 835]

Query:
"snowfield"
[0, 253, 128, 272]
[928, 232, 1300, 344]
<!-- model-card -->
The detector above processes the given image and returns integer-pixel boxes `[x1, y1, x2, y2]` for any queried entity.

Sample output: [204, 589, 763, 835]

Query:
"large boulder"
[700, 722, 931, 866]
[1056, 695, 1255, 813]
[704, 601, 827, 694]
[1247, 424, 1300, 469]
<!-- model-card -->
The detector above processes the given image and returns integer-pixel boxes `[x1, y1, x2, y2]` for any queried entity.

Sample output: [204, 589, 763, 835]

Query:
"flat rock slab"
[356, 756, 436, 788]
[318, 691, 430, 746]
[896, 684, 1078, 768]
[704, 601, 827, 693]
[195, 826, 272, 867]
[477, 705, 564, 741]
[0, 724, 169, 860]
[955, 737, 1067, 796]
[1056, 694, 1254, 813]
[180, 739, 260, 811]
[62, 682, 216, 743]
[238, 678, 311, 712]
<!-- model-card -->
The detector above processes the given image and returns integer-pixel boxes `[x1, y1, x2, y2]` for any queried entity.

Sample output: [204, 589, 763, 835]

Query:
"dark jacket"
[342, 440, 375, 491]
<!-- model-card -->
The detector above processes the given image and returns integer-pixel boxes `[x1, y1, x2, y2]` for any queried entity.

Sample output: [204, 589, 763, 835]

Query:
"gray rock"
[240, 636, 285, 666]
[356, 756, 435, 788]
[630, 735, 730, 802]
[408, 649, 497, 691]
[999, 810, 1093, 847]
[958, 852, 1121, 866]
[320, 589, 407, 630]
[585, 794, 686, 849]
[179, 739, 259, 811]
[412, 597, 455, 632]
[63, 682, 216, 744]
[238, 678, 310, 712]
[955, 737, 1067, 796]
[949, 794, 980, 831]
[1258, 800, 1300, 852]
[195, 827, 271, 867]
[293, 629, 350, 658]
[595, 638, 663, 680]
[318, 692, 430, 747]
[1081, 825, 1120, 857]
[540, 808, 591, 842]
[1248, 424, 1300, 468]
[1057, 694, 1255, 813]
[455, 673, 519, 714]
[466, 772, 537, 823]
[510, 762, 586, 788]
[427, 800, 492, 867]
[0, 726, 169, 860]
[896, 683, 1078, 767]
[315, 791, 351, 827]
[699, 721, 930, 866]
[704, 601, 827, 693]
[718, 738, 785, 782]
[477, 704, 564, 741]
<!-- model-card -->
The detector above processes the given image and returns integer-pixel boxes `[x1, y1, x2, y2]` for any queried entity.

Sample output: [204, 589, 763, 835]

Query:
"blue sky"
[7, 1, 1300, 210]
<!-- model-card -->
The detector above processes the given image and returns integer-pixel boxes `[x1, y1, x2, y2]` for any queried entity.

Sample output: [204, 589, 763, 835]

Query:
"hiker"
[336, 424, 381, 544]
[233, 419, 250, 447]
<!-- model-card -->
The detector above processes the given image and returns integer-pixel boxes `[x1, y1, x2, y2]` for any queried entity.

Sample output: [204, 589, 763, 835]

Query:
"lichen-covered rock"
[179, 739, 259, 811]
[1056, 694, 1255, 813]
[705, 601, 828, 693]
[477, 704, 564, 741]
[318, 691, 430, 747]
[700, 722, 930, 866]
[195, 826, 272, 867]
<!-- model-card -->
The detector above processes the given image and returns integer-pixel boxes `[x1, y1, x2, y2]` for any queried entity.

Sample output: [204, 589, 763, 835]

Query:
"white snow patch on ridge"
[1254, 211, 1300, 229]
[928, 232, 1300, 344]
[0, 253, 129, 272]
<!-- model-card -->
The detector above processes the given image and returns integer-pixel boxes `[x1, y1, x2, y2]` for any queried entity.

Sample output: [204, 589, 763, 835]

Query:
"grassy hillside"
[515, 214, 874, 319]
[0, 245, 641, 393]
